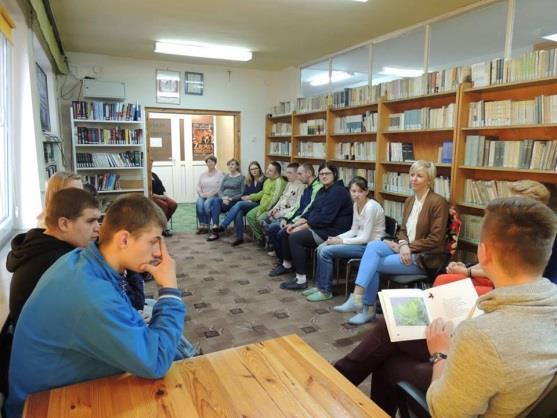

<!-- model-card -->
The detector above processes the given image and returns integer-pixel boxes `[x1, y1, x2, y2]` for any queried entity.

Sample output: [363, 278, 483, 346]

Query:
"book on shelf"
[388, 105, 455, 131]
[84, 174, 121, 191]
[76, 151, 144, 168]
[438, 141, 453, 164]
[295, 95, 327, 113]
[299, 119, 326, 135]
[383, 199, 404, 223]
[388, 142, 415, 162]
[76, 127, 143, 145]
[460, 214, 483, 244]
[338, 167, 374, 189]
[379, 278, 480, 342]
[335, 141, 376, 161]
[331, 85, 381, 108]
[464, 179, 515, 206]
[334, 112, 378, 133]
[298, 141, 326, 158]
[275, 160, 289, 173]
[72, 101, 142, 121]
[270, 141, 291, 156]
[383, 172, 450, 200]
[271, 122, 291, 136]
[464, 135, 557, 170]
[271, 101, 291, 116]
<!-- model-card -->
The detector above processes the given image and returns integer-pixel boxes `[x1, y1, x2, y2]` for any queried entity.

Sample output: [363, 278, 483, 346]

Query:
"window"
[0, 33, 13, 242]
[300, 59, 330, 98]
[512, 0, 557, 57]
[330, 46, 370, 92]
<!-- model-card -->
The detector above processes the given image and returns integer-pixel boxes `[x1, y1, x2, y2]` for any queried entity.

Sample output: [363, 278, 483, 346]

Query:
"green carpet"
[170, 203, 197, 233]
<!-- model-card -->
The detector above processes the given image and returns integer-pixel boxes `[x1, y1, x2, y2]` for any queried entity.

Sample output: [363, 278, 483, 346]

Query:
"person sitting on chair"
[333, 160, 449, 325]
[195, 155, 224, 234]
[151, 170, 177, 237]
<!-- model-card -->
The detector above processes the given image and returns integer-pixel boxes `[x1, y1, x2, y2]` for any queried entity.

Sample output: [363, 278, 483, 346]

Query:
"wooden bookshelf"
[265, 114, 293, 166]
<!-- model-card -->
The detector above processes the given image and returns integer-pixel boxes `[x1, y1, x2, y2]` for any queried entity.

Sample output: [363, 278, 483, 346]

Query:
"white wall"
[60, 52, 298, 171]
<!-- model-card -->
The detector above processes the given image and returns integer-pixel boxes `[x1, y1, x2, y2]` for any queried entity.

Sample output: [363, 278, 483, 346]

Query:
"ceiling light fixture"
[309, 71, 353, 86]
[380, 67, 424, 78]
[154, 41, 253, 61]
[542, 33, 557, 42]
[352, 0, 369, 2]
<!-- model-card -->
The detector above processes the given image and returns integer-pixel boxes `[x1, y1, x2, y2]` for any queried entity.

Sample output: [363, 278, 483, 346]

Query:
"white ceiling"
[49, 0, 482, 71]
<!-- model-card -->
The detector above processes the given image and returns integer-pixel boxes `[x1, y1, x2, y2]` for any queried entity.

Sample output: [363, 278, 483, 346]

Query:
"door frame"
[145, 107, 241, 186]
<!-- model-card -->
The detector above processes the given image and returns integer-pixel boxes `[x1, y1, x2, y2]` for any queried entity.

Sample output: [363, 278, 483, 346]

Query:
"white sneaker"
[267, 250, 276, 257]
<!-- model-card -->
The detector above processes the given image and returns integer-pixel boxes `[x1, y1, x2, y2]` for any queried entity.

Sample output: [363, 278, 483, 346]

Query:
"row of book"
[460, 214, 482, 244]
[388, 104, 455, 131]
[383, 173, 450, 200]
[76, 127, 143, 145]
[76, 151, 144, 168]
[338, 167, 374, 189]
[271, 101, 291, 116]
[334, 112, 378, 133]
[468, 95, 557, 127]
[72, 101, 142, 121]
[269, 141, 291, 156]
[388, 142, 415, 162]
[471, 48, 557, 87]
[296, 95, 327, 113]
[299, 119, 326, 135]
[463, 179, 515, 206]
[437, 141, 453, 164]
[463, 135, 557, 170]
[335, 141, 376, 161]
[383, 200, 404, 224]
[298, 141, 326, 158]
[331, 85, 381, 108]
[83, 174, 122, 191]
[271, 122, 291, 136]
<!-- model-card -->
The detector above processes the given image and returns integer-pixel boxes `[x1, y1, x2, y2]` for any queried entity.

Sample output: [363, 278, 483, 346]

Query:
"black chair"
[396, 373, 557, 418]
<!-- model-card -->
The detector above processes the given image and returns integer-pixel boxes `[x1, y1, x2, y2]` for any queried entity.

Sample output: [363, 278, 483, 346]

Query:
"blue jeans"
[355, 240, 424, 305]
[221, 200, 258, 239]
[208, 198, 237, 226]
[196, 196, 218, 226]
[315, 243, 367, 293]
[265, 220, 283, 256]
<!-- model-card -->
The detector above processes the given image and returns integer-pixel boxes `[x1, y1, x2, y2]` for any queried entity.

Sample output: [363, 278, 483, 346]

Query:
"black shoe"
[231, 239, 244, 247]
[269, 264, 293, 277]
[162, 229, 173, 237]
[280, 278, 308, 290]
[196, 228, 208, 235]
[217, 226, 225, 233]
[207, 232, 219, 241]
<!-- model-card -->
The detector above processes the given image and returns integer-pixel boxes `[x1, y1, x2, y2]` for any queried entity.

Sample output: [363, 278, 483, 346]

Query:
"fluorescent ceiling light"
[543, 33, 557, 42]
[154, 41, 252, 61]
[380, 67, 424, 78]
[310, 71, 353, 86]
[352, 0, 369, 2]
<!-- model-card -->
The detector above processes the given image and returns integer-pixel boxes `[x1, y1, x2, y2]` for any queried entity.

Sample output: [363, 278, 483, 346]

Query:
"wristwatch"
[429, 352, 447, 364]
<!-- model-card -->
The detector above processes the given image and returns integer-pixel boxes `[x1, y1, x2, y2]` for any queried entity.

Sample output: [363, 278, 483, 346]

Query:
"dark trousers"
[267, 221, 284, 260]
[285, 229, 318, 275]
[334, 317, 432, 416]
[151, 196, 178, 220]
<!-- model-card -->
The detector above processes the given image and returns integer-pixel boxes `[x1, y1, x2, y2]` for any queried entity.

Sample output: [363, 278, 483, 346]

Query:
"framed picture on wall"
[36, 63, 51, 132]
[156, 70, 180, 104]
[185, 71, 204, 95]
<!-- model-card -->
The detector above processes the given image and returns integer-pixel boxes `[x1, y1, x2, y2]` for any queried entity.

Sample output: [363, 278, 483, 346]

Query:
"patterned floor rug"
[145, 230, 378, 396]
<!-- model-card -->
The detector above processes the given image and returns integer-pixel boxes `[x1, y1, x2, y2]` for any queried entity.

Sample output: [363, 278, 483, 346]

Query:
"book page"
[424, 278, 481, 327]
[379, 289, 430, 342]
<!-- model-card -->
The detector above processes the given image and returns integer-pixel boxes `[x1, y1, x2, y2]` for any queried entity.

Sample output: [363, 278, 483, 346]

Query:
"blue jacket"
[303, 180, 353, 240]
[289, 177, 322, 221]
[5, 243, 185, 418]
[243, 176, 265, 195]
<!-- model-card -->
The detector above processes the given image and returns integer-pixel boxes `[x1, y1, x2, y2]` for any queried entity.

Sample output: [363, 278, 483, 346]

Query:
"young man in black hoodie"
[0, 188, 100, 398]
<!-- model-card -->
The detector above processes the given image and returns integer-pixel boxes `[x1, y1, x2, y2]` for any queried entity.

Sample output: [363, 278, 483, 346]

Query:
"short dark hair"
[317, 162, 338, 181]
[205, 155, 217, 164]
[287, 162, 300, 170]
[300, 163, 315, 176]
[45, 188, 99, 229]
[227, 158, 240, 167]
[482, 196, 557, 276]
[99, 194, 167, 243]
[348, 176, 368, 191]
[270, 161, 282, 175]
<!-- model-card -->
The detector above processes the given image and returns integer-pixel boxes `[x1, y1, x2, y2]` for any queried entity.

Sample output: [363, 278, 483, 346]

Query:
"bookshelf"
[70, 101, 147, 213]
[292, 109, 327, 164]
[265, 113, 293, 166]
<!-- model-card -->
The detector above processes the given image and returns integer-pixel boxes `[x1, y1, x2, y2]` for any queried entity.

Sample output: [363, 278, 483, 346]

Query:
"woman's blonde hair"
[38, 172, 82, 224]
[409, 160, 436, 183]
[510, 180, 550, 205]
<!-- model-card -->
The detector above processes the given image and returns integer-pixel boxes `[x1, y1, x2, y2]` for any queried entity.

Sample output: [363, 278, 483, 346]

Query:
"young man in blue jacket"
[5, 194, 185, 418]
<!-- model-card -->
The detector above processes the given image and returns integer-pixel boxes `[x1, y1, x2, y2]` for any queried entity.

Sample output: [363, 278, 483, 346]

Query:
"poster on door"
[192, 122, 215, 161]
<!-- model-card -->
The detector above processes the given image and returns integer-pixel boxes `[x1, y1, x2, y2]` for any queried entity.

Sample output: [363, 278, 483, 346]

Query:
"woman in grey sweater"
[207, 159, 245, 241]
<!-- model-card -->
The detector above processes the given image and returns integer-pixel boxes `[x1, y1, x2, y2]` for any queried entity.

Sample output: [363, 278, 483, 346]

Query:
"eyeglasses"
[250, 168, 259, 171]
[319, 171, 333, 176]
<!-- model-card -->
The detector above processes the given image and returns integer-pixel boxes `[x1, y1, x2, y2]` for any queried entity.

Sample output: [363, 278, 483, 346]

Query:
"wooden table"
[24, 334, 388, 417]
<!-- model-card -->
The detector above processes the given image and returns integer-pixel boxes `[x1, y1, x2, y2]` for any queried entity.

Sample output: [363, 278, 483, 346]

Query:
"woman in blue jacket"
[274, 162, 353, 290]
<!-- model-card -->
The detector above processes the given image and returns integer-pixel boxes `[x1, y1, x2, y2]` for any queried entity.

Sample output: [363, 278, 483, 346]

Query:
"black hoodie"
[6, 228, 75, 324]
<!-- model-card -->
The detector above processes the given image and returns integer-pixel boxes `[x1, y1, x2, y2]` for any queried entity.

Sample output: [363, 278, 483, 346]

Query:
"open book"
[378, 278, 482, 342]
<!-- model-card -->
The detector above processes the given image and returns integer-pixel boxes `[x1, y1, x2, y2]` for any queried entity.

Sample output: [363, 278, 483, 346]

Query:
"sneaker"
[195, 227, 208, 235]
[269, 264, 293, 277]
[302, 287, 319, 297]
[280, 278, 308, 290]
[306, 291, 333, 302]
[206, 232, 219, 241]
[267, 250, 276, 257]
[333, 293, 363, 313]
[348, 306, 376, 325]
[231, 239, 244, 247]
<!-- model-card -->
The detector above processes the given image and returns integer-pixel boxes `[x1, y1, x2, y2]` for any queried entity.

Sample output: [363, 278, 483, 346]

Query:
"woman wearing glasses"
[274, 162, 353, 291]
